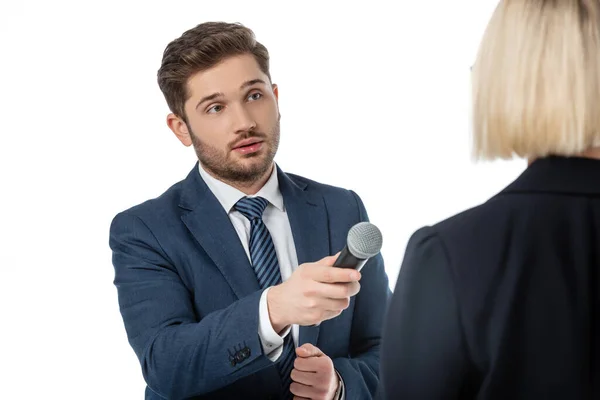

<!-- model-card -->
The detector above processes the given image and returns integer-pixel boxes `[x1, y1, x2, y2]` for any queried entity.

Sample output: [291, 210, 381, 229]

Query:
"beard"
[188, 119, 280, 186]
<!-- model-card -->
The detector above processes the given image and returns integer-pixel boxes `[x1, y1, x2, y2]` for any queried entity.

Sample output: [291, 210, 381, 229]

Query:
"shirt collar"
[198, 162, 284, 213]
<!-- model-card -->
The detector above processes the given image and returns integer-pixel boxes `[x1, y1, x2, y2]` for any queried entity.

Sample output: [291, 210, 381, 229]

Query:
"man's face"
[170, 53, 280, 185]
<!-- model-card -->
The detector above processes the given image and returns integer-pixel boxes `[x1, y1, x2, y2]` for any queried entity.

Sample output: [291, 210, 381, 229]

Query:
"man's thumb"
[296, 343, 324, 358]
[319, 252, 340, 266]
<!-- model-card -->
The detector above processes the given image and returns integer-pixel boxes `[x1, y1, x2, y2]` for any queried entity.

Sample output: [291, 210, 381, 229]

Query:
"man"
[109, 22, 390, 399]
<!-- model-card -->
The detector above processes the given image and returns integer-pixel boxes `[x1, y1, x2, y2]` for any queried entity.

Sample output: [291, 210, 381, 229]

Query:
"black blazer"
[379, 156, 600, 399]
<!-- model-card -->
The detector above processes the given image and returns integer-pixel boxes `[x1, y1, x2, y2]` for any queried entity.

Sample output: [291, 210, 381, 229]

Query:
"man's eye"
[248, 92, 262, 101]
[207, 105, 224, 114]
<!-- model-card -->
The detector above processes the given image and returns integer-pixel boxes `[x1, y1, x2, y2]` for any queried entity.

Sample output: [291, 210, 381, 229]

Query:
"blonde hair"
[471, 0, 600, 161]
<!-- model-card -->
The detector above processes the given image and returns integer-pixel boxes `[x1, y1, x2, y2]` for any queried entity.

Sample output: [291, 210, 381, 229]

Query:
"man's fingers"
[294, 355, 318, 372]
[307, 264, 361, 284]
[320, 309, 344, 323]
[290, 382, 317, 399]
[319, 297, 350, 312]
[313, 281, 361, 299]
[290, 368, 317, 386]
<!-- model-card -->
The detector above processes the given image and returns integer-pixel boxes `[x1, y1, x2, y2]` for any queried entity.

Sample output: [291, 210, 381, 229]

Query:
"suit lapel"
[278, 167, 331, 346]
[178, 163, 332, 344]
[179, 164, 260, 299]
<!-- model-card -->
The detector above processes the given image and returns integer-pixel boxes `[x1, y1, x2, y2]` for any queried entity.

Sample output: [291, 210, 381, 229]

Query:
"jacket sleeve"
[379, 226, 473, 399]
[109, 211, 274, 399]
[332, 190, 392, 399]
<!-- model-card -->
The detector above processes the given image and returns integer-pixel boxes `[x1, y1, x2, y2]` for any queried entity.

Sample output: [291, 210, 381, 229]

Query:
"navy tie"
[234, 196, 296, 399]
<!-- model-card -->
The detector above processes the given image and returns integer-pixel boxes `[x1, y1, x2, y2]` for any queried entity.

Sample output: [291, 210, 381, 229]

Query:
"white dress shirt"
[198, 163, 344, 399]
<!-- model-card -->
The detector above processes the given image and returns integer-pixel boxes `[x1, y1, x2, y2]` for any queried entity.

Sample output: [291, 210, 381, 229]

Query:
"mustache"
[228, 132, 268, 150]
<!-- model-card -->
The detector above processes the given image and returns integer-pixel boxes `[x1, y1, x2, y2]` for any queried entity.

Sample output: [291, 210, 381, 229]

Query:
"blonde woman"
[379, 1, 600, 398]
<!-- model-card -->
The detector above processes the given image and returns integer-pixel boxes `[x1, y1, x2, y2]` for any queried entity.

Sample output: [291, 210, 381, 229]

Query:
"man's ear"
[167, 113, 192, 147]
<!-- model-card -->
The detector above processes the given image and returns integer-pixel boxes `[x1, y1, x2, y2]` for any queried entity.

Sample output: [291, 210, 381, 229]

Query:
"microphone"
[333, 222, 383, 272]
[307, 222, 383, 327]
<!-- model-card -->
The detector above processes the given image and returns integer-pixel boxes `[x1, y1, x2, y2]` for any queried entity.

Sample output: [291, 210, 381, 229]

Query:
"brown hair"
[157, 22, 271, 121]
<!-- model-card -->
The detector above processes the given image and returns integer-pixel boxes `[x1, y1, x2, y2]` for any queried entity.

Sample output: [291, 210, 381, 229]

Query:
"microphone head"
[347, 222, 383, 259]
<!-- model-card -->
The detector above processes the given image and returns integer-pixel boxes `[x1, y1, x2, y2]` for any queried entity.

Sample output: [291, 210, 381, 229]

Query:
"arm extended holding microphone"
[306, 221, 384, 329]
[268, 191, 392, 399]
[268, 221, 383, 330]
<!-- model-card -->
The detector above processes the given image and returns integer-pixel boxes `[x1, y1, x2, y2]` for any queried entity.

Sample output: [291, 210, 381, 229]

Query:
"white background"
[0, 1, 524, 398]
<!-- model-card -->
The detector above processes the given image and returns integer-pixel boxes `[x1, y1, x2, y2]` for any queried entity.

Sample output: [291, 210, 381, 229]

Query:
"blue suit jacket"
[109, 163, 391, 399]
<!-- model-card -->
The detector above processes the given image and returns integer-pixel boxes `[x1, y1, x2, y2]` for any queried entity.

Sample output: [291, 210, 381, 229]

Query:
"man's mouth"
[232, 139, 264, 154]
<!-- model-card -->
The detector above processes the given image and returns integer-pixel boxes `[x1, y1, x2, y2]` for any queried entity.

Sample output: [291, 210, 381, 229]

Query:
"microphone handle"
[307, 247, 370, 327]
[332, 246, 369, 272]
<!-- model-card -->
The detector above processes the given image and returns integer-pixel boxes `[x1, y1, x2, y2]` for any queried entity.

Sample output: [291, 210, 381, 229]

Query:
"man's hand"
[267, 254, 362, 331]
[290, 344, 339, 400]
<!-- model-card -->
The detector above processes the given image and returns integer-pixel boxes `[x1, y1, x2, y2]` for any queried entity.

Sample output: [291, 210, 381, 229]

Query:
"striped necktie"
[234, 196, 296, 399]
